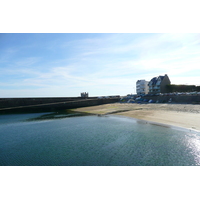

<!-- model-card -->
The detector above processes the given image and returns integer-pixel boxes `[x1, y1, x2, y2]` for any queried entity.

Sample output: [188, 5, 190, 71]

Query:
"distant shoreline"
[72, 103, 200, 132]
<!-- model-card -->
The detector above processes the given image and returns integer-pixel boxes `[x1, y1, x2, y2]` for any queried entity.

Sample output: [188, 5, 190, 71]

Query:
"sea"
[1, 111, 200, 166]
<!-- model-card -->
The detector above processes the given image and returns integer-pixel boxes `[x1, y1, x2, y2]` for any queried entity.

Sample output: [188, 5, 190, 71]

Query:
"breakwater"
[0, 97, 120, 114]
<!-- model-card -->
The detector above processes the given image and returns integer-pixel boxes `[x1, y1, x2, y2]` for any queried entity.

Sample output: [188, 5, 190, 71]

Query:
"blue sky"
[0, 33, 200, 97]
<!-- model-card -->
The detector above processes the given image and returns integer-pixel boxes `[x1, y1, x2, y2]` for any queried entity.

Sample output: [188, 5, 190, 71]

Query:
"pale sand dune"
[72, 103, 200, 131]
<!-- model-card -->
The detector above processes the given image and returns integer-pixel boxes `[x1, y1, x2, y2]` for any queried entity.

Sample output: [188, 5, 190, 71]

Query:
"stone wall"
[0, 97, 120, 114]
[144, 95, 200, 104]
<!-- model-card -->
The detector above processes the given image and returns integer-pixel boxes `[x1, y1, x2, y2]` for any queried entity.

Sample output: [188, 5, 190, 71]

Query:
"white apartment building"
[136, 80, 149, 95]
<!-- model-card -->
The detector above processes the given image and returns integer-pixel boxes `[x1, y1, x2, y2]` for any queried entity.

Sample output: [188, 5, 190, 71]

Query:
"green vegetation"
[166, 84, 200, 92]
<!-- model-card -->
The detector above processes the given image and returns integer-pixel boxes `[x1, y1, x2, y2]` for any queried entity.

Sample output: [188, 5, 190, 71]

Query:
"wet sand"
[72, 103, 200, 131]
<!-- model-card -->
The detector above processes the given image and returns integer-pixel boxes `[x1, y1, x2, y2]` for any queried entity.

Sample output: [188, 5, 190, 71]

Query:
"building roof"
[149, 75, 166, 85]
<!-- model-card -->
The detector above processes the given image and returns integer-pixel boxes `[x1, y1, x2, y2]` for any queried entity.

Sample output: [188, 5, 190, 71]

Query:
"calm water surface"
[0, 112, 200, 166]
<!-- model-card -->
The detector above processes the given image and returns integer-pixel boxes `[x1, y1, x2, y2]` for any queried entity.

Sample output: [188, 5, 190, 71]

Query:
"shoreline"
[72, 103, 200, 132]
[110, 114, 200, 133]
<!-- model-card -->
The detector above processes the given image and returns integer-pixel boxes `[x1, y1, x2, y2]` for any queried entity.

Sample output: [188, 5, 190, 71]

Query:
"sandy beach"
[72, 103, 200, 131]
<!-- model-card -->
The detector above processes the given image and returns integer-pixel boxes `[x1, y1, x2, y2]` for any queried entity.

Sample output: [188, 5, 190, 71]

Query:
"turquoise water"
[0, 112, 200, 166]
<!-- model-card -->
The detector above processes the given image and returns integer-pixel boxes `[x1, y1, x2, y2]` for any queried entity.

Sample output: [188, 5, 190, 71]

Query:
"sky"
[0, 33, 200, 97]
[1, 1, 200, 199]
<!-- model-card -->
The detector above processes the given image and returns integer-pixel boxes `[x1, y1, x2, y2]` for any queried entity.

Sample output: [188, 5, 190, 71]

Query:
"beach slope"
[72, 103, 200, 131]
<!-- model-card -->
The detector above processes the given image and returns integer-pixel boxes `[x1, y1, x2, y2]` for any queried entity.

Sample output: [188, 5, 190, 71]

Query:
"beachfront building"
[136, 80, 149, 95]
[148, 74, 171, 94]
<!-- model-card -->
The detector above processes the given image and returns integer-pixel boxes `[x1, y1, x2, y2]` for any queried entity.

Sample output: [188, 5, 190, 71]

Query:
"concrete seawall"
[141, 95, 200, 104]
[0, 97, 97, 108]
[0, 97, 120, 114]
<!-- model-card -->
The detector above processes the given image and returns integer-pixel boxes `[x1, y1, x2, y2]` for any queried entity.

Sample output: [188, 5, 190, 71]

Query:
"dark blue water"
[1, 112, 200, 166]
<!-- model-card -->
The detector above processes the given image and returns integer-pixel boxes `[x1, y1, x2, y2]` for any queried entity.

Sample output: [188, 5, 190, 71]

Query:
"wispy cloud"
[14, 57, 41, 67]
[1, 33, 200, 97]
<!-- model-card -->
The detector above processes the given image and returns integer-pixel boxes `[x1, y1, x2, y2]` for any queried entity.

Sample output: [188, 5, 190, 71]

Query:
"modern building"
[136, 80, 149, 95]
[148, 74, 170, 94]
